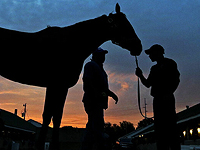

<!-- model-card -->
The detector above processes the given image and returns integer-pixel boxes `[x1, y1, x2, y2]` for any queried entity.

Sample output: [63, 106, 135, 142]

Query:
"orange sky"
[0, 70, 150, 128]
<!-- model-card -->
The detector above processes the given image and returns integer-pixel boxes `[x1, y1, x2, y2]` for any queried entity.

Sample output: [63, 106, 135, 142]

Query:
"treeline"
[104, 118, 154, 144]
[104, 121, 135, 143]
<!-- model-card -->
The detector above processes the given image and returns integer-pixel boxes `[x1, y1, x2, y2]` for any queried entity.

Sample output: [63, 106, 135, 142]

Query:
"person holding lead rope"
[135, 44, 180, 150]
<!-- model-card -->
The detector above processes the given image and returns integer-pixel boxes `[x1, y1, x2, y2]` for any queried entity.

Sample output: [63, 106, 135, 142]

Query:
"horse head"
[108, 3, 142, 56]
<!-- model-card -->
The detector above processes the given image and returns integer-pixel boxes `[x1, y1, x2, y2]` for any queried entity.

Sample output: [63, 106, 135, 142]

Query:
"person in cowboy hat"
[82, 47, 118, 150]
[135, 44, 180, 150]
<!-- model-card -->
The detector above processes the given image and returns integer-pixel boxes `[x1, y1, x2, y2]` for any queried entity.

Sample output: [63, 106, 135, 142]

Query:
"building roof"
[28, 119, 42, 128]
[0, 109, 36, 133]
[177, 103, 200, 124]
[119, 103, 200, 141]
[120, 124, 154, 140]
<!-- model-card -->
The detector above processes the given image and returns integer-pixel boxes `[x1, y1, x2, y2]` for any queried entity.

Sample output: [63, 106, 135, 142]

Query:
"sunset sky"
[0, 0, 200, 128]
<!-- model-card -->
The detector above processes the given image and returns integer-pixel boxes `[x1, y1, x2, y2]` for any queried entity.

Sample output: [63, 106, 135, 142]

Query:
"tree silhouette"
[137, 118, 154, 129]
[104, 121, 135, 144]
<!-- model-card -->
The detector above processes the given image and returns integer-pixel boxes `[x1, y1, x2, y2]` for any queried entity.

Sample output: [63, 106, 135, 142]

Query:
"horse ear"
[115, 3, 120, 13]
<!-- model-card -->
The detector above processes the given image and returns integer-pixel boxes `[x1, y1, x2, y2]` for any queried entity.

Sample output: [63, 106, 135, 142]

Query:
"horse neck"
[63, 15, 112, 57]
[87, 15, 113, 44]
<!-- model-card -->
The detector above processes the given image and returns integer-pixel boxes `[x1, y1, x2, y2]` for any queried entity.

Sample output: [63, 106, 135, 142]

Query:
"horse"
[0, 3, 142, 149]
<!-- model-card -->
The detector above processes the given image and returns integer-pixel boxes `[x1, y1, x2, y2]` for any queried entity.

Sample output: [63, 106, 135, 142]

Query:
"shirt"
[82, 60, 109, 109]
[147, 58, 180, 97]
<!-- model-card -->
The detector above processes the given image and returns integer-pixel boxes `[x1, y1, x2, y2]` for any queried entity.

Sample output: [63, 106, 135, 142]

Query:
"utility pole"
[143, 98, 147, 119]
[22, 103, 27, 120]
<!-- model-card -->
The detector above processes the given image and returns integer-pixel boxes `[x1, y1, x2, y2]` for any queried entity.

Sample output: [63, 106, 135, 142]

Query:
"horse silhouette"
[0, 3, 142, 149]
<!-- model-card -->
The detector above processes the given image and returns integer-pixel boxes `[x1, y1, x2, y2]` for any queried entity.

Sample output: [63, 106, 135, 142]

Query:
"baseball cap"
[93, 47, 108, 55]
[145, 44, 165, 55]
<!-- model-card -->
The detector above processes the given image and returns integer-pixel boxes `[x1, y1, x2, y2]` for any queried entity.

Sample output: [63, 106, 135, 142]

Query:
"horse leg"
[36, 87, 53, 150]
[50, 86, 68, 150]
[37, 85, 68, 150]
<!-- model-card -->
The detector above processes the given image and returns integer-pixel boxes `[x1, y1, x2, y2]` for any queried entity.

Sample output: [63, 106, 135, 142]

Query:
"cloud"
[108, 72, 137, 91]
[0, 103, 16, 106]
[120, 81, 129, 91]
[61, 114, 87, 127]
[0, 0, 116, 31]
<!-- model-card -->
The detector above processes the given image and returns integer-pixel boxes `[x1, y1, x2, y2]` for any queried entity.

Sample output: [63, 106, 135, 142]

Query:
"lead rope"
[135, 56, 145, 118]
[135, 56, 153, 119]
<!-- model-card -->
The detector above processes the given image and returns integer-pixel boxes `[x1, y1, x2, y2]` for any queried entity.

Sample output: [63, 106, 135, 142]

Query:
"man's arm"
[135, 67, 151, 88]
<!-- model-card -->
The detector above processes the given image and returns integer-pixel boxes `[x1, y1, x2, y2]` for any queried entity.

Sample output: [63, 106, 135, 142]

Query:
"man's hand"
[112, 93, 118, 104]
[108, 90, 118, 104]
[135, 67, 151, 88]
[135, 67, 143, 78]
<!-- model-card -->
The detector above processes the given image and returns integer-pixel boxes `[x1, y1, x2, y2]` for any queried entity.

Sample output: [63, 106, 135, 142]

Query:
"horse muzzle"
[112, 37, 142, 56]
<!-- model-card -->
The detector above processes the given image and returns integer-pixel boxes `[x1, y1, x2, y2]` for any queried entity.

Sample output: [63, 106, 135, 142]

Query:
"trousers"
[153, 94, 180, 150]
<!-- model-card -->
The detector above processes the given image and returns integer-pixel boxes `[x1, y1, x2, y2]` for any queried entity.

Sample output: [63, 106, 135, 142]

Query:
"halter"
[107, 16, 118, 29]
[106, 13, 142, 56]
[106, 13, 123, 45]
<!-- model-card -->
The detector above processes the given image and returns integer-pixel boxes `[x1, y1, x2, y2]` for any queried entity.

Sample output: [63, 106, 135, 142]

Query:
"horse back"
[0, 26, 85, 87]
